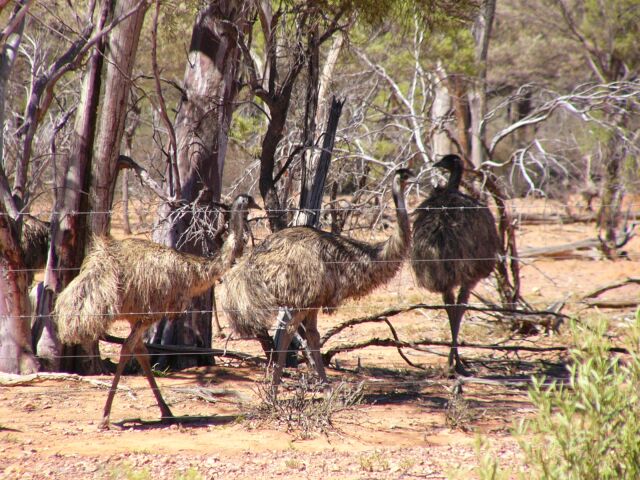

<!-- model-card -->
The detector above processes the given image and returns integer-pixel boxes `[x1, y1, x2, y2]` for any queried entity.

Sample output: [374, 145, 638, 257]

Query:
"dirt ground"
[1, 197, 639, 479]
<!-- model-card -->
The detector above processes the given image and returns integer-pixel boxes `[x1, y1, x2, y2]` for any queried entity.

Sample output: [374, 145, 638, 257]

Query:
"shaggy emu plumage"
[411, 154, 499, 375]
[222, 169, 413, 386]
[54, 194, 260, 428]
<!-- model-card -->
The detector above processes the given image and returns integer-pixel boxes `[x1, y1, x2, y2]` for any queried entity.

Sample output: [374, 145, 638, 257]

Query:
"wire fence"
[1, 198, 637, 373]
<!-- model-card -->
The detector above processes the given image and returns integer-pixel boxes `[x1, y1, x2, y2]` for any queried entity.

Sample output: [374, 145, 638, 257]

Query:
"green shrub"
[475, 312, 640, 479]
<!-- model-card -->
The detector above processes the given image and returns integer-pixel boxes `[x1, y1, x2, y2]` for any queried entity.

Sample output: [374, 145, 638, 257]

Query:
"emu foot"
[98, 419, 111, 431]
[446, 349, 473, 378]
[446, 359, 473, 378]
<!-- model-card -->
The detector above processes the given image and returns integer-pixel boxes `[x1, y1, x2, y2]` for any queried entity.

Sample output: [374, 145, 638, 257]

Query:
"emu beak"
[248, 197, 262, 210]
[433, 158, 445, 169]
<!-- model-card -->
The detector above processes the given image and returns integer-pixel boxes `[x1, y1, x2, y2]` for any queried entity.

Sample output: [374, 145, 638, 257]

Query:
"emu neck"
[219, 208, 246, 269]
[445, 164, 462, 192]
[382, 181, 410, 262]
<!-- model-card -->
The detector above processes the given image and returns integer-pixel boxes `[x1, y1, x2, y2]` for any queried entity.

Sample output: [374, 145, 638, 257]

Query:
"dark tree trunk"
[297, 98, 344, 227]
[149, 2, 252, 370]
[33, 0, 112, 374]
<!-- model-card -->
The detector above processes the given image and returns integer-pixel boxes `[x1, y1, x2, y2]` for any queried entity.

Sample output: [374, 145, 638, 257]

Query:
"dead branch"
[117, 154, 174, 202]
[519, 238, 602, 259]
[583, 277, 640, 299]
[320, 303, 568, 346]
[322, 336, 571, 366]
[382, 318, 425, 370]
[583, 300, 639, 309]
[517, 212, 598, 225]
[103, 334, 266, 364]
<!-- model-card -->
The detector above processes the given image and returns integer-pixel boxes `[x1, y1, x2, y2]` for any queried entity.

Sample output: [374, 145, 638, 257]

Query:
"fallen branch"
[103, 334, 267, 364]
[0, 372, 135, 398]
[322, 337, 629, 366]
[516, 212, 597, 225]
[583, 299, 639, 309]
[320, 303, 567, 346]
[322, 336, 571, 365]
[583, 277, 640, 299]
[519, 238, 601, 259]
[382, 318, 425, 370]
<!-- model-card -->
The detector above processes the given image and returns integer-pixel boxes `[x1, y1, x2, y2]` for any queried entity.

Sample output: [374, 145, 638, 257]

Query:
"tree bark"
[0, 200, 39, 374]
[149, 2, 252, 369]
[90, 0, 148, 236]
[0, 0, 29, 220]
[296, 98, 344, 227]
[33, 0, 113, 374]
[468, 0, 495, 168]
[432, 62, 454, 157]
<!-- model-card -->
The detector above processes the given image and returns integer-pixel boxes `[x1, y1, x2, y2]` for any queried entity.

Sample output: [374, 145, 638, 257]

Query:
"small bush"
[476, 313, 640, 479]
[249, 373, 363, 439]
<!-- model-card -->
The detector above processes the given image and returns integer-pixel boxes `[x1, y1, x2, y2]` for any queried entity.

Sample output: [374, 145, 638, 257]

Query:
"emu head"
[232, 194, 262, 215]
[433, 154, 462, 173]
[393, 168, 415, 191]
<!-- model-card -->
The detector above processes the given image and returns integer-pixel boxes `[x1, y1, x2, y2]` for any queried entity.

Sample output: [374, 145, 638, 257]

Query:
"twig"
[382, 318, 425, 370]
[320, 303, 568, 346]
[583, 277, 640, 299]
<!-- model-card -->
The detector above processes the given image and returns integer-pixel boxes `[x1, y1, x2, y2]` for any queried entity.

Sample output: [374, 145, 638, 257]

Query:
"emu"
[54, 194, 260, 428]
[411, 155, 499, 375]
[222, 169, 414, 387]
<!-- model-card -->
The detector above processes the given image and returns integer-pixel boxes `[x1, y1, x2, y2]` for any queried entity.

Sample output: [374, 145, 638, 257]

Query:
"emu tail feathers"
[54, 239, 120, 344]
[221, 265, 277, 339]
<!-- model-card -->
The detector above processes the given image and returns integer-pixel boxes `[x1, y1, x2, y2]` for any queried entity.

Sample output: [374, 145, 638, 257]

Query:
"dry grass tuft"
[248, 372, 364, 439]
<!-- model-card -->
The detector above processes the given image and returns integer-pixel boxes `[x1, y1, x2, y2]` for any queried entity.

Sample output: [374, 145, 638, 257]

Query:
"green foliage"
[579, 0, 640, 77]
[109, 462, 151, 480]
[328, 0, 478, 28]
[476, 313, 640, 479]
[175, 468, 204, 480]
[426, 27, 477, 76]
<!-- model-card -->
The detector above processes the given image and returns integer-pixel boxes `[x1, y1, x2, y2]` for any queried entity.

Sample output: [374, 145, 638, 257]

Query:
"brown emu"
[54, 194, 260, 428]
[411, 154, 499, 375]
[222, 169, 414, 386]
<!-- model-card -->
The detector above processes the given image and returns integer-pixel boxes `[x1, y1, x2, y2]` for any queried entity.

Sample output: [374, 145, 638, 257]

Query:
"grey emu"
[222, 169, 414, 386]
[411, 154, 499, 375]
[54, 194, 260, 428]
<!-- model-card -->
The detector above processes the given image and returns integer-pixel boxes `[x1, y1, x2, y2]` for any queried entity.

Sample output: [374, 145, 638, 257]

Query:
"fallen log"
[583, 299, 639, 309]
[519, 238, 602, 259]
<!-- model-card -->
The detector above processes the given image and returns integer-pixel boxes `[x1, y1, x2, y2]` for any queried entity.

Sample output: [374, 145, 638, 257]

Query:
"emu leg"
[271, 309, 300, 387]
[132, 338, 174, 422]
[100, 325, 142, 429]
[303, 311, 328, 384]
[443, 289, 471, 377]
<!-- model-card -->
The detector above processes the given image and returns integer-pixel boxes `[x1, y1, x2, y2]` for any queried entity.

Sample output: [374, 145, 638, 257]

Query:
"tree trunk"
[468, 0, 495, 168]
[90, 0, 148, 236]
[597, 130, 625, 257]
[149, 2, 252, 370]
[296, 98, 344, 227]
[432, 62, 454, 157]
[0, 1, 28, 217]
[33, 0, 112, 374]
[0, 201, 39, 374]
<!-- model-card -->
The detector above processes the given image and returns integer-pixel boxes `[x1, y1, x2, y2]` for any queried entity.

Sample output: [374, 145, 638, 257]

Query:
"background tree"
[148, 1, 253, 369]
